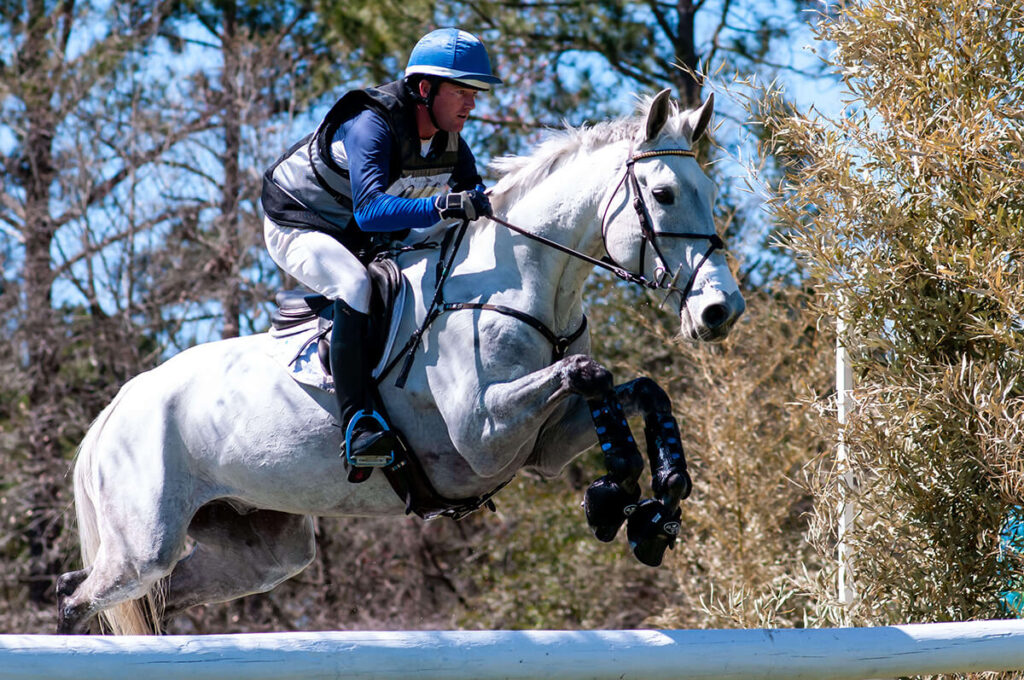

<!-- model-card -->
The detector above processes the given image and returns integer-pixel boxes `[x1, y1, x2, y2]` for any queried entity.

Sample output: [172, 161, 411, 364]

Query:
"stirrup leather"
[344, 410, 396, 467]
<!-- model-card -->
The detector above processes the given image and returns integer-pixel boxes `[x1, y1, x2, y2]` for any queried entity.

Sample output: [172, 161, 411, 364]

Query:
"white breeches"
[263, 216, 371, 314]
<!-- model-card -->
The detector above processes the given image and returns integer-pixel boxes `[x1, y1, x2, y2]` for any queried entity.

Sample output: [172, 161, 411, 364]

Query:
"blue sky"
[2, 1, 845, 345]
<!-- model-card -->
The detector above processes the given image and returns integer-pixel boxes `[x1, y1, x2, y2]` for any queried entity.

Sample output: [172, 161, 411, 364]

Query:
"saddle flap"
[269, 258, 405, 379]
[271, 290, 332, 331]
[367, 258, 403, 348]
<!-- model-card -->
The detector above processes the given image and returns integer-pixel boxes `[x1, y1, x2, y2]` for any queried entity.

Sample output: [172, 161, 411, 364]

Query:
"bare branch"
[470, 114, 556, 130]
[646, 0, 678, 44]
[52, 114, 219, 229]
[51, 206, 182, 278]
[705, 0, 734, 68]
[0, 219, 24, 243]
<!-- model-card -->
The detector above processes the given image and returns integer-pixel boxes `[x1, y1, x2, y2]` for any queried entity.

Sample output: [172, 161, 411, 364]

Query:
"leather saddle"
[270, 258, 404, 379]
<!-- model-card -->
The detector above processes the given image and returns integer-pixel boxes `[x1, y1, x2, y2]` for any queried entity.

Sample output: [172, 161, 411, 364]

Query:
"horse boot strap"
[626, 499, 682, 568]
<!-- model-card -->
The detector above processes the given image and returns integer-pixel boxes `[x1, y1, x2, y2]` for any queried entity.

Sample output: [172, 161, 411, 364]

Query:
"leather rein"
[384, 147, 725, 388]
[491, 147, 724, 298]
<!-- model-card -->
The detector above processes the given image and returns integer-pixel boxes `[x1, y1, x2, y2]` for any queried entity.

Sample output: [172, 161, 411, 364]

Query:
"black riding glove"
[435, 188, 492, 222]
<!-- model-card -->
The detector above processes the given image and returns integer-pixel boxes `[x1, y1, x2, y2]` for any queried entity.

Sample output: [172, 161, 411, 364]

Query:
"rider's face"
[426, 81, 478, 133]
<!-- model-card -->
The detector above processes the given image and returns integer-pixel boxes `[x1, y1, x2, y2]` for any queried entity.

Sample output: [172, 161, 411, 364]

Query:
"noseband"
[601, 148, 725, 300]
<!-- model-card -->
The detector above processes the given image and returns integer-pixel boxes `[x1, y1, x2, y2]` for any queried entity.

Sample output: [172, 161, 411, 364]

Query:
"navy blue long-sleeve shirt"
[335, 109, 482, 232]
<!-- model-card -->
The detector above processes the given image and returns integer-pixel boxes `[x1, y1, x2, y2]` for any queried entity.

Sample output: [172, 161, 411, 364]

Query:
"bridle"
[489, 147, 725, 300]
[387, 146, 727, 388]
[600, 148, 725, 300]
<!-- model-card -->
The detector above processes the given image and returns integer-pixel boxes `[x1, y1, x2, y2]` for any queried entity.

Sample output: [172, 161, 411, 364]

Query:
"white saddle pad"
[265, 280, 407, 391]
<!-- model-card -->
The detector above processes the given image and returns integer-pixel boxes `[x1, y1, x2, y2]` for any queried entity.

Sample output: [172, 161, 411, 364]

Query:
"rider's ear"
[419, 79, 432, 99]
[684, 93, 715, 145]
[645, 88, 673, 143]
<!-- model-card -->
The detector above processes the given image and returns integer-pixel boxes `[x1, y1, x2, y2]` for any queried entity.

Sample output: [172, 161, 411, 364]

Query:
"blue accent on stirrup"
[344, 410, 395, 467]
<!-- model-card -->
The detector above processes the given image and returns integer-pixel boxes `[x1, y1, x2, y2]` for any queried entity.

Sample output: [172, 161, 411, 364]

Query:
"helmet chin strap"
[425, 97, 442, 132]
[410, 78, 443, 134]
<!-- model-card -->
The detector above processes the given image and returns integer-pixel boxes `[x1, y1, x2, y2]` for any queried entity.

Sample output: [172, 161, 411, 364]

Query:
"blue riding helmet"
[405, 28, 502, 91]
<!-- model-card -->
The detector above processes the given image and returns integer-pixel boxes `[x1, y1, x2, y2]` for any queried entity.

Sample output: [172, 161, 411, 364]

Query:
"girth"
[369, 407, 510, 521]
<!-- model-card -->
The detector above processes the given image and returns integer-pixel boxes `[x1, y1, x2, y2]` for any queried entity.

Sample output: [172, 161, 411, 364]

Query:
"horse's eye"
[652, 187, 675, 205]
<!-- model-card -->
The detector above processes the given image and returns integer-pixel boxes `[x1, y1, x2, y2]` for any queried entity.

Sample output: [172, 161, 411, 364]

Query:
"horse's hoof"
[626, 499, 681, 567]
[563, 355, 614, 399]
[56, 569, 87, 598]
[583, 475, 640, 542]
[57, 602, 86, 635]
[56, 570, 90, 634]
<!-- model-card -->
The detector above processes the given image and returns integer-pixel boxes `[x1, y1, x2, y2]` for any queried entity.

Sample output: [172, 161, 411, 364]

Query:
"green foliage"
[314, 0, 435, 86]
[760, 0, 1024, 626]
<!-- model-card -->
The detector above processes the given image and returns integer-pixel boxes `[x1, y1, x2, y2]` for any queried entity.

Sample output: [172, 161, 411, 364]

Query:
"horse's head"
[601, 90, 745, 341]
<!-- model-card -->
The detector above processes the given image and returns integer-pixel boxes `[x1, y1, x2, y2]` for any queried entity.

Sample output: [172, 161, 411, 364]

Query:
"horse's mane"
[489, 95, 691, 205]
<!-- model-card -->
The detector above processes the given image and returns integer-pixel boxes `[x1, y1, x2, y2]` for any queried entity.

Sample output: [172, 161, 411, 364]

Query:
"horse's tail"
[73, 379, 164, 635]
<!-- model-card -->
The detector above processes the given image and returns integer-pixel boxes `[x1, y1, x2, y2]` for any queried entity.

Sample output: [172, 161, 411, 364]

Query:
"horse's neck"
[480, 144, 626, 334]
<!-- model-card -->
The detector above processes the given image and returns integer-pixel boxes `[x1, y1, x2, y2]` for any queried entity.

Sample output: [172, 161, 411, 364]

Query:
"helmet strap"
[409, 77, 443, 133]
[425, 85, 442, 131]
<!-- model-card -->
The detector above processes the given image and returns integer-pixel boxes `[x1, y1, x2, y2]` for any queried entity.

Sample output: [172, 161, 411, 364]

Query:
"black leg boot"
[329, 299, 397, 483]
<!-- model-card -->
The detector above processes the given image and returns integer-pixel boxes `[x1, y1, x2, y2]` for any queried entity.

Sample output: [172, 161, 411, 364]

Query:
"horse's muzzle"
[682, 289, 745, 341]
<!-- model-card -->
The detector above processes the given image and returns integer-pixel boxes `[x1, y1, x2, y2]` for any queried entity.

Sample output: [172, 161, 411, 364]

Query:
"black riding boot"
[329, 299, 397, 483]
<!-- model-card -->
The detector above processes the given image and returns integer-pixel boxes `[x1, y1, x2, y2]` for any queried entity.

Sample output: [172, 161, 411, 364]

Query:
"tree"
[0, 0, 839, 634]
[761, 0, 1024, 624]
[152, 0, 435, 344]
[0, 0, 356, 630]
[1, 0, 190, 629]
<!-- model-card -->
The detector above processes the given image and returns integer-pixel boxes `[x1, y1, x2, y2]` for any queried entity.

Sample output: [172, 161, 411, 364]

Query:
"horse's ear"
[645, 88, 673, 142]
[685, 92, 715, 144]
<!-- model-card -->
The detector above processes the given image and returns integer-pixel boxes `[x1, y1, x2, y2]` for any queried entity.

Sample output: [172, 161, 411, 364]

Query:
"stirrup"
[344, 410, 396, 468]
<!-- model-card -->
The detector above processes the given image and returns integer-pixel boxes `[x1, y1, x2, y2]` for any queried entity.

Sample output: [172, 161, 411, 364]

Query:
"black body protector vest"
[261, 80, 465, 259]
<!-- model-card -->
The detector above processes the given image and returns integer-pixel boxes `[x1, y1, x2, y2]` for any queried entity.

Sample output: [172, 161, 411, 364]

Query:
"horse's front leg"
[445, 353, 614, 479]
[580, 393, 644, 542]
[529, 376, 692, 567]
[618, 377, 692, 567]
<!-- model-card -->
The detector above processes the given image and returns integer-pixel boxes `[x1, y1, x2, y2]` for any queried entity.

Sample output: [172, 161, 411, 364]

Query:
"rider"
[261, 28, 500, 480]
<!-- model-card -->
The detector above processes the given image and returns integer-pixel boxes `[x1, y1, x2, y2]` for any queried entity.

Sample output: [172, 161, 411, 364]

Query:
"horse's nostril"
[701, 303, 729, 328]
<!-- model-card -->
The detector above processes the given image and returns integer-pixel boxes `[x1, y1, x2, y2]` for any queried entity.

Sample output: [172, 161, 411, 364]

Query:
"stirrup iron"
[344, 409, 395, 467]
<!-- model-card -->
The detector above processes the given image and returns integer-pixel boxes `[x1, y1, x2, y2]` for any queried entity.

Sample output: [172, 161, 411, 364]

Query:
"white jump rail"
[2, 620, 1024, 680]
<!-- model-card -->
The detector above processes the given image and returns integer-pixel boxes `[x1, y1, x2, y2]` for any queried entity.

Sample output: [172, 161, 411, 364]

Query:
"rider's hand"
[435, 187, 492, 222]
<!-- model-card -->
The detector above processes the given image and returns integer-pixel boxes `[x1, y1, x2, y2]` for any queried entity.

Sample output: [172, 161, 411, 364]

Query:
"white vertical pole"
[836, 311, 855, 608]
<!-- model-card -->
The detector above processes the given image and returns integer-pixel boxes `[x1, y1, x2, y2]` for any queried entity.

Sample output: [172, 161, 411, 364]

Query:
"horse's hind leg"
[163, 502, 316, 618]
[56, 568, 89, 633]
[56, 527, 188, 634]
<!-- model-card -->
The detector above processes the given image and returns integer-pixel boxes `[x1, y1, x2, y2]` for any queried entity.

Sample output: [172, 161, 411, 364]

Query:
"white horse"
[57, 90, 745, 634]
